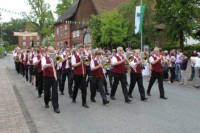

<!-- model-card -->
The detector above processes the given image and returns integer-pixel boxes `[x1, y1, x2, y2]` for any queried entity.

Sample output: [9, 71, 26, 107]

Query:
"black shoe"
[91, 99, 96, 102]
[49, 98, 52, 101]
[110, 96, 116, 100]
[141, 98, 148, 101]
[54, 108, 60, 113]
[45, 104, 49, 108]
[160, 96, 168, 100]
[38, 95, 41, 98]
[128, 95, 133, 98]
[103, 100, 110, 105]
[106, 91, 110, 95]
[72, 99, 76, 103]
[125, 99, 132, 103]
[61, 92, 64, 95]
[82, 103, 89, 108]
[147, 93, 151, 96]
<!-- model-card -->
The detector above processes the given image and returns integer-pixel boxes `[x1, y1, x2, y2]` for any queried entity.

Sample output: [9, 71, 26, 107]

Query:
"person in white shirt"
[191, 53, 200, 88]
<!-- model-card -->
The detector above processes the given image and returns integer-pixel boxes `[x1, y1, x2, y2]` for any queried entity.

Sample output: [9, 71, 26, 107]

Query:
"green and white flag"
[135, 5, 146, 34]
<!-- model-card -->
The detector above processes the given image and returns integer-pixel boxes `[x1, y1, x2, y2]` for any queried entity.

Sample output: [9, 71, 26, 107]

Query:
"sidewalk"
[0, 66, 30, 133]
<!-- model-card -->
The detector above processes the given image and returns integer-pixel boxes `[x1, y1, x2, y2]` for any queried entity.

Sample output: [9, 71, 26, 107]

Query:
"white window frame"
[23, 42, 26, 46]
[23, 36, 26, 40]
[57, 28, 59, 36]
[60, 27, 63, 36]
[65, 25, 68, 34]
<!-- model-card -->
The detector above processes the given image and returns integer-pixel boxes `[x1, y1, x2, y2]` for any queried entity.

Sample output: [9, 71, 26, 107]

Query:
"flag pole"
[140, 0, 143, 51]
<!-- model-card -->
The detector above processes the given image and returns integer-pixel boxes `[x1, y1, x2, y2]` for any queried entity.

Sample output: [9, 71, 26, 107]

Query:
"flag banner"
[135, 5, 146, 34]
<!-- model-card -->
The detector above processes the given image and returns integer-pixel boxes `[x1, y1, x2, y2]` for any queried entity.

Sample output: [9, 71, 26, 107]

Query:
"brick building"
[16, 30, 40, 48]
[54, 0, 128, 48]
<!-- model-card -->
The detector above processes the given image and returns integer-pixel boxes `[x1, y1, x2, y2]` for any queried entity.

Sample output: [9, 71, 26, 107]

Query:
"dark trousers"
[169, 67, 175, 83]
[128, 73, 145, 99]
[91, 77, 107, 102]
[37, 72, 43, 95]
[61, 68, 73, 96]
[43, 77, 59, 109]
[190, 66, 195, 80]
[16, 62, 20, 74]
[86, 66, 91, 86]
[110, 73, 129, 100]
[147, 72, 165, 97]
[57, 69, 62, 91]
[20, 63, 25, 76]
[29, 65, 34, 82]
[25, 65, 29, 81]
[73, 75, 87, 104]
[106, 69, 113, 87]
[103, 77, 108, 93]
[35, 68, 39, 89]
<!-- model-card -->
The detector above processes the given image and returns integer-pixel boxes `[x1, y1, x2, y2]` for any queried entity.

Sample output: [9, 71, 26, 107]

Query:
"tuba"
[81, 55, 90, 65]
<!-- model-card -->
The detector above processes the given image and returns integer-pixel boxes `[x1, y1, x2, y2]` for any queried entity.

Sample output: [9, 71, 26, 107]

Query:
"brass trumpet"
[100, 57, 111, 69]
[81, 55, 90, 65]
[55, 55, 62, 64]
[14, 56, 20, 62]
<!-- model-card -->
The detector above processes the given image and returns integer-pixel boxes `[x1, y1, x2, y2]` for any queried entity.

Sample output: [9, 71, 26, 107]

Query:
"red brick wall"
[18, 36, 40, 48]
[54, 23, 71, 49]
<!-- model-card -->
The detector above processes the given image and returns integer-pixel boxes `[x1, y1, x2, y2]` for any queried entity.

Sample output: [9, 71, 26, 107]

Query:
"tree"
[155, 0, 200, 50]
[24, 0, 55, 42]
[41, 34, 54, 46]
[118, 0, 157, 49]
[1, 18, 27, 45]
[55, 0, 76, 17]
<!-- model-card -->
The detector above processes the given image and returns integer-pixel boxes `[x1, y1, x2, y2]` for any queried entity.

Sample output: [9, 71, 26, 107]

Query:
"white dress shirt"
[111, 53, 123, 65]
[61, 52, 70, 69]
[194, 57, 200, 67]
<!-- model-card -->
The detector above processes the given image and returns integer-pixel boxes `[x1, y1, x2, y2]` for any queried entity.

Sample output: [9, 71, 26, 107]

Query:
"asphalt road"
[1, 54, 200, 133]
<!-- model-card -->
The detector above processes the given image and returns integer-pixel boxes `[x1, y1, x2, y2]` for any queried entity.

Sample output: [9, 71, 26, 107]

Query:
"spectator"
[175, 49, 182, 81]
[192, 53, 200, 88]
[188, 50, 198, 81]
[168, 51, 176, 83]
[179, 52, 188, 86]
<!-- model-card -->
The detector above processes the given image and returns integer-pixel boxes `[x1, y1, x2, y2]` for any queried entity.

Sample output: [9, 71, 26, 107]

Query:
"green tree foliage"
[24, 0, 55, 41]
[118, 0, 156, 49]
[41, 34, 54, 46]
[0, 18, 27, 45]
[90, 11, 129, 49]
[155, 0, 200, 50]
[55, 0, 76, 17]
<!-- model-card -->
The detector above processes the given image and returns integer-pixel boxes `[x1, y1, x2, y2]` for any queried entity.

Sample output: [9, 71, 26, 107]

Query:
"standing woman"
[192, 53, 200, 88]
[168, 50, 176, 83]
[189, 50, 197, 81]
[179, 52, 188, 86]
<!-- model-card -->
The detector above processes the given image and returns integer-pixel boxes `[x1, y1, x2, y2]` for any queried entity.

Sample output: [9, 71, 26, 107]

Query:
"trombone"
[122, 51, 137, 72]
[100, 57, 111, 69]
[81, 55, 90, 66]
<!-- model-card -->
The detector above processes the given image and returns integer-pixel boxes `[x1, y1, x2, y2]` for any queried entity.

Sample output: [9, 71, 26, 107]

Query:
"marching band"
[12, 45, 168, 113]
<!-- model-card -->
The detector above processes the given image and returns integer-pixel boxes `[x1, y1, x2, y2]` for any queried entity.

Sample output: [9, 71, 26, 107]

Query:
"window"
[60, 42, 63, 47]
[23, 42, 26, 46]
[57, 28, 59, 36]
[74, 43, 79, 48]
[30, 42, 32, 46]
[84, 33, 91, 44]
[30, 36, 33, 40]
[72, 30, 80, 38]
[60, 27, 63, 36]
[37, 36, 40, 40]
[23, 36, 26, 40]
[65, 25, 68, 34]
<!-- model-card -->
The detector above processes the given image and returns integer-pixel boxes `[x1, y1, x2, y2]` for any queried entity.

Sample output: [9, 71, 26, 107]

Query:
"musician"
[110, 46, 131, 103]
[105, 51, 113, 88]
[84, 44, 92, 87]
[13, 48, 21, 74]
[33, 46, 45, 98]
[128, 49, 148, 101]
[71, 44, 89, 108]
[90, 50, 109, 105]
[24, 49, 29, 81]
[29, 48, 35, 85]
[60, 46, 73, 97]
[147, 47, 167, 99]
[19, 49, 25, 77]
[41, 46, 60, 113]
[100, 51, 109, 95]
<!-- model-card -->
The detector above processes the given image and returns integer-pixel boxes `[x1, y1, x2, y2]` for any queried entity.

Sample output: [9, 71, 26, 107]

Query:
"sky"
[0, 0, 58, 22]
